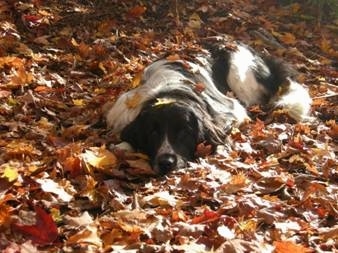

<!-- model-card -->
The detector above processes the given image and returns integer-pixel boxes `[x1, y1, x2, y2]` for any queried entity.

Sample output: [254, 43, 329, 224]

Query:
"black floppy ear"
[197, 118, 222, 147]
[197, 112, 232, 148]
[120, 119, 143, 150]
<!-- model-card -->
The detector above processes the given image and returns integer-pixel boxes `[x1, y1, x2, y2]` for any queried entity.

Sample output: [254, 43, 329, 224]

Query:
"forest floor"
[0, 0, 337, 252]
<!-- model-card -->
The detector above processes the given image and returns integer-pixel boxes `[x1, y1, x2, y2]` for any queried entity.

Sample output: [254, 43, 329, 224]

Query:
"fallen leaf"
[127, 5, 146, 18]
[36, 178, 73, 202]
[2, 165, 18, 182]
[81, 147, 117, 170]
[66, 224, 102, 247]
[191, 209, 220, 224]
[141, 191, 177, 207]
[188, 13, 202, 29]
[274, 241, 311, 253]
[12, 206, 58, 245]
[279, 32, 296, 45]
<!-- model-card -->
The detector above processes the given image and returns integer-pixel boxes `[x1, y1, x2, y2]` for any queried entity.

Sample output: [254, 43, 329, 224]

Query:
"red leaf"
[12, 206, 58, 245]
[191, 209, 220, 224]
[22, 14, 41, 23]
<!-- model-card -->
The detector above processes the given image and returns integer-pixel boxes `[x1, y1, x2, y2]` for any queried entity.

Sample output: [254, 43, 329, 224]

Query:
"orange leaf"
[191, 209, 220, 224]
[280, 33, 296, 45]
[125, 92, 142, 108]
[127, 5, 146, 18]
[274, 241, 311, 253]
[166, 54, 181, 61]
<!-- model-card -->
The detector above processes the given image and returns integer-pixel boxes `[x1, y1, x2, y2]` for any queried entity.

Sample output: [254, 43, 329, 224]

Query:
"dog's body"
[106, 42, 312, 174]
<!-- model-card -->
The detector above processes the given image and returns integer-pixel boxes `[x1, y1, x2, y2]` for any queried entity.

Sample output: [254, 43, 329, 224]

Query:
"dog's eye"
[149, 128, 160, 139]
[177, 128, 192, 139]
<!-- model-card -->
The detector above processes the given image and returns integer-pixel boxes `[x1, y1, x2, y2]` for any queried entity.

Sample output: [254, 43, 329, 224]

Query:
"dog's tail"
[270, 78, 313, 121]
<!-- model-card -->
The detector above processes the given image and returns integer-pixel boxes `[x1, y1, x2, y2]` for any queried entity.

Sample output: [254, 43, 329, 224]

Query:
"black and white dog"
[105, 41, 312, 175]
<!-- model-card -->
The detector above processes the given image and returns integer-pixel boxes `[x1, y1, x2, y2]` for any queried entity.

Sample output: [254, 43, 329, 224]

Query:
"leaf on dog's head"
[125, 92, 142, 108]
[166, 54, 181, 61]
[152, 98, 176, 107]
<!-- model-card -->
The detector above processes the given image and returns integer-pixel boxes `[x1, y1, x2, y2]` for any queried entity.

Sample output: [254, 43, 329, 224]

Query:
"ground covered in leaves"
[0, 0, 337, 252]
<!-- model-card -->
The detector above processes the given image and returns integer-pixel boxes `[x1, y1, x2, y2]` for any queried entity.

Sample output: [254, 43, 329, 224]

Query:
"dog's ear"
[197, 117, 221, 147]
[120, 119, 143, 150]
[197, 112, 233, 148]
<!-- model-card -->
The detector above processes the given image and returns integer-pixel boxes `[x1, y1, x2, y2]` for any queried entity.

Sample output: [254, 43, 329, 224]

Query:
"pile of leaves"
[0, 0, 337, 252]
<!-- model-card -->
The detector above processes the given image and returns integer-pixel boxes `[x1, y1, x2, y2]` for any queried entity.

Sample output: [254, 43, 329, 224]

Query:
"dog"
[105, 40, 312, 175]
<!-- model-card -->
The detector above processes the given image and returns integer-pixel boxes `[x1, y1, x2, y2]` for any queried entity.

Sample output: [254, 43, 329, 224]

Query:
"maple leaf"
[195, 142, 213, 157]
[12, 206, 58, 245]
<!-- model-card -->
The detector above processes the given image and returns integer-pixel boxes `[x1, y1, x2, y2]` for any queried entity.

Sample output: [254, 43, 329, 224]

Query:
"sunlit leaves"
[0, 0, 337, 252]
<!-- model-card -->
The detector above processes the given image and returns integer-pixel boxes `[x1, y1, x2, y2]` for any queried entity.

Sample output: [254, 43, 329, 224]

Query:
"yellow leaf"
[290, 3, 301, 13]
[188, 13, 202, 29]
[320, 38, 331, 54]
[152, 98, 176, 107]
[2, 166, 18, 182]
[72, 99, 85, 106]
[82, 147, 117, 169]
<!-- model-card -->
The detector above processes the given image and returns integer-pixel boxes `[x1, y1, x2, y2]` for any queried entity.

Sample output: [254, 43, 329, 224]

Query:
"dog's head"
[120, 99, 222, 175]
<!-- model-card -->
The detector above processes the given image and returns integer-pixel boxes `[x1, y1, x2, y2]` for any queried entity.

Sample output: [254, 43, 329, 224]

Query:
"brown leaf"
[127, 5, 146, 18]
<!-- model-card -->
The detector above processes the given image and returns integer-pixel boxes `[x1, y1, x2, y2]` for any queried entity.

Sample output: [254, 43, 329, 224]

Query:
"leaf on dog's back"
[166, 54, 181, 61]
[125, 92, 142, 108]
[194, 82, 206, 93]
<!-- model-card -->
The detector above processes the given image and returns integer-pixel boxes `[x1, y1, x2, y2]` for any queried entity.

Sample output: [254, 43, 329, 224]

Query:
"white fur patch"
[227, 45, 268, 106]
[106, 60, 189, 134]
[273, 79, 312, 121]
[187, 60, 249, 125]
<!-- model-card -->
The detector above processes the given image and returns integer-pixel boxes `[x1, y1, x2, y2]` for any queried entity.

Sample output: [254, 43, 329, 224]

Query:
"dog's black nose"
[157, 154, 177, 174]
